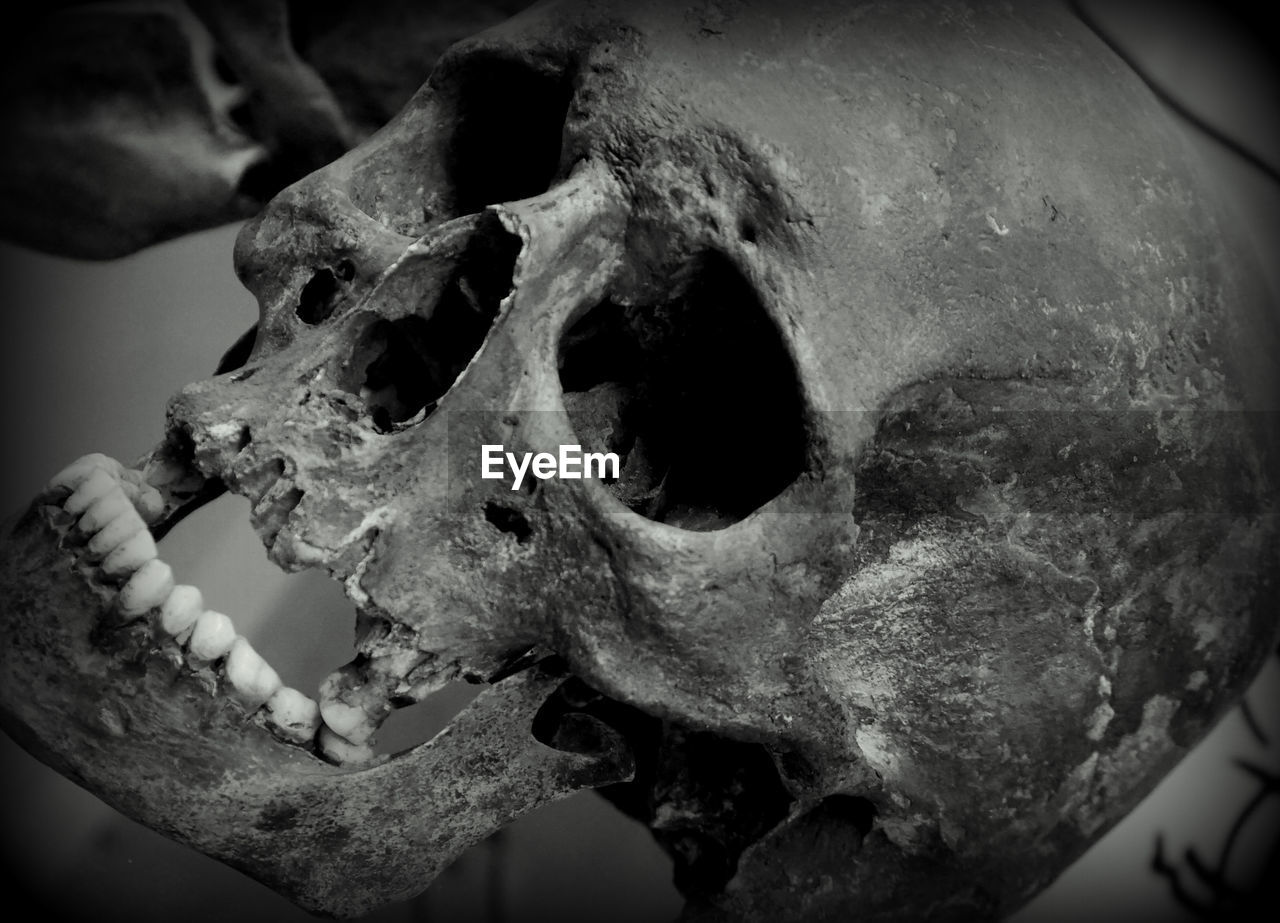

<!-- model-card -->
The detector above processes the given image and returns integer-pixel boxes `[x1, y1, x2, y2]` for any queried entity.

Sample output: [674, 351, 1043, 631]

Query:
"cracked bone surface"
[1, 0, 1278, 920]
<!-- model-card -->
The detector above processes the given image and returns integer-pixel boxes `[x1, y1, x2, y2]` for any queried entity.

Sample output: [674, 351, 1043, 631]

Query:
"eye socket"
[443, 54, 574, 213]
[558, 252, 807, 530]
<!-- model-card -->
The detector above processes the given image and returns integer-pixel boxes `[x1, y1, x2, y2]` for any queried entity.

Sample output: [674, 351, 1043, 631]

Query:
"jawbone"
[0, 450, 631, 917]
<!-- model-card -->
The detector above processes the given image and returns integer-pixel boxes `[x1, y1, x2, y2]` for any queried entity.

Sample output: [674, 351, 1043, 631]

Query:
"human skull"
[2, 1, 1276, 920]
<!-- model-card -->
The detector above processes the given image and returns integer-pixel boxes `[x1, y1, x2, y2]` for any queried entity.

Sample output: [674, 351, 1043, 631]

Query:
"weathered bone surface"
[1, 0, 1277, 920]
[0, 0, 530, 259]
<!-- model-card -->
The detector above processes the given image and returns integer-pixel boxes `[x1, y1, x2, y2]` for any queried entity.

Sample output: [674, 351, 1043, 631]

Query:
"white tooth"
[86, 507, 146, 558]
[119, 479, 166, 524]
[159, 585, 203, 640]
[225, 637, 282, 707]
[317, 698, 373, 743]
[116, 559, 174, 617]
[187, 610, 236, 662]
[318, 725, 376, 766]
[100, 529, 158, 578]
[264, 687, 321, 745]
[78, 487, 134, 535]
[64, 468, 119, 515]
[47, 454, 122, 494]
[134, 486, 165, 524]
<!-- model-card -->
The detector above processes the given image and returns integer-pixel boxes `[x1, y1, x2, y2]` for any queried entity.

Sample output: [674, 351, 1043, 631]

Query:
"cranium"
[2, 0, 1276, 920]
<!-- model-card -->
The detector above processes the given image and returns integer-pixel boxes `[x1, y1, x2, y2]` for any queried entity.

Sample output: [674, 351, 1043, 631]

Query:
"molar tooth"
[86, 507, 146, 558]
[187, 610, 236, 662]
[100, 529, 158, 579]
[64, 468, 120, 516]
[116, 559, 174, 618]
[47, 453, 122, 494]
[264, 687, 322, 746]
[159, 585, 203, 640]
[225, 637, 282, 709]
[317, 697, 375, 744]
[318, 725, 376, 766]
[318, 661, 394, 745]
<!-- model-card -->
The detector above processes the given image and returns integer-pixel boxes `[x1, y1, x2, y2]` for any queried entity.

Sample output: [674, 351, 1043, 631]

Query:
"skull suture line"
[1, 0, 1277, 920]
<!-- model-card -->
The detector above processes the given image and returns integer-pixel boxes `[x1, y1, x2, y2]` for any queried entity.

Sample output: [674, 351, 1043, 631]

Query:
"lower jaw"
[0, 451, 632, 917]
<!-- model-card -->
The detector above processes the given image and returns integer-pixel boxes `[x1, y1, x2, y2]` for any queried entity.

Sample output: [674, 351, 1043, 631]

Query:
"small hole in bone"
[296, 268, 342, 325]
[446, 55, 573, 212]
[233, 426, 252, 453]
[484, 501, 532, 543]
[558, 252, 806, 529]
[740, 221, 758, 243]
[342, 217, 519, 432]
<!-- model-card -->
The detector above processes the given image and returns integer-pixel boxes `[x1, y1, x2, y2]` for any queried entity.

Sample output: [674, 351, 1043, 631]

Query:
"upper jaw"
[0, 447, 633, 917]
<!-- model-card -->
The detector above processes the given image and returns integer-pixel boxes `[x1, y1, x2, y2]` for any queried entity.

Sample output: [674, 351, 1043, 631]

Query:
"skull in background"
[0, 0, 531, 258]
[1, 1, 1276, 920]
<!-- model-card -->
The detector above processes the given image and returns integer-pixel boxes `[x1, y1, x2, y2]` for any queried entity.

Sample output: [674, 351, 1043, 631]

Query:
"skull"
[2, 0, 1276, 920]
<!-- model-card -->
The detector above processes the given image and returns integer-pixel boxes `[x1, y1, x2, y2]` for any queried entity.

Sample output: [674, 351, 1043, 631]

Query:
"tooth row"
[51, 455, 165, 525]
[51, 453, 323, 751]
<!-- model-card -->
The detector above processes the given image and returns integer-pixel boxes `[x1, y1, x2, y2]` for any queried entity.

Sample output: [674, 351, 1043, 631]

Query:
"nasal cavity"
[342, 217, 521, 433]
[558, 252, 807, 530]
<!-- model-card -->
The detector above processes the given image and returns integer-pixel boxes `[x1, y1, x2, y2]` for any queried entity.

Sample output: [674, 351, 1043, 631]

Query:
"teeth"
[100, 529, 159, 579]
[225, 637, 282, 709]
[187, 610, 237, 662]
[159, 585, 203, 640]
[64, 468, 120, 516]
[85, 507, 146, 559]
[47, 453, 123, 494]
[318, 725, 376, 766]
[318, 668, 387, 745]
[48, 451, 386, 761]
[116, 559, 175, 618]
[318, 698, 376, 744]
[264, 688, 322, 745]
[119, 478, 165, 525]
[77, 488, 136, 536]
